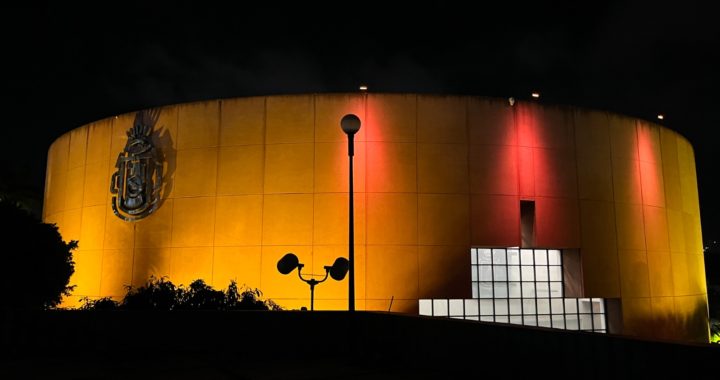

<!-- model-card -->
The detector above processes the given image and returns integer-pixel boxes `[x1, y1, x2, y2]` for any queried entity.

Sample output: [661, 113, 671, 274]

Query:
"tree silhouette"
[0, 199, 76, 309]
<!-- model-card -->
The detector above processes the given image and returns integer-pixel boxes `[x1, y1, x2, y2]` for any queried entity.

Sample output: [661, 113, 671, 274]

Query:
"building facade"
[43, 94, 709, 342]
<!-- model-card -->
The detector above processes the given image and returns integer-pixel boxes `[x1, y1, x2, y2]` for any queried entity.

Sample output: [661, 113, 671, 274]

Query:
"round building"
[43, 94, 709, 342]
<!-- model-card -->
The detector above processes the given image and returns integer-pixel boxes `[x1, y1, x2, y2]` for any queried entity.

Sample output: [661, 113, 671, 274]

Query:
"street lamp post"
[340, 114, 361, 312]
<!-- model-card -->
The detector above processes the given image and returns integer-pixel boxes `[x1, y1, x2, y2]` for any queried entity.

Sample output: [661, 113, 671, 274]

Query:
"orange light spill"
[637, 124, 663, 207]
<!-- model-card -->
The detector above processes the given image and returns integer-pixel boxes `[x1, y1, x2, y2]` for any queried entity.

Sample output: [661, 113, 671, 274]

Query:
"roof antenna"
[388, 295, 394, 312]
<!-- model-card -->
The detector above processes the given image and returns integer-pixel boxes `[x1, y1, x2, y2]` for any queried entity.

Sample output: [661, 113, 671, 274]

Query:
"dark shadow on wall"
[129, 108, 176, 287]
[624, 299, 710, 343]
[419, 246, 472, 301]
[152, 116, 176, 210]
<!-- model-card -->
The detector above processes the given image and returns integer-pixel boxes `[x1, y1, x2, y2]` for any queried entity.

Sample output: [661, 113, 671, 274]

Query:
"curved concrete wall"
[43, 94, 708, 342]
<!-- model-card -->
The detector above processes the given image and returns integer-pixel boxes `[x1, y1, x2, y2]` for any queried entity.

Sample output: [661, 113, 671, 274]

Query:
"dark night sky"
[2, 2, 719, 241]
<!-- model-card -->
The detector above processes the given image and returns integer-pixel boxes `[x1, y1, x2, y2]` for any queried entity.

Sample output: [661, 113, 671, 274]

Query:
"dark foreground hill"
[1, 310, 717, 379]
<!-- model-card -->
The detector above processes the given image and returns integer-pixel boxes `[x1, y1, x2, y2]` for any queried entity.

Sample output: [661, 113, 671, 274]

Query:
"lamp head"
[277, 253, 300, 275]
[340, 114, 361, 135]
[329, 257, 349, 281]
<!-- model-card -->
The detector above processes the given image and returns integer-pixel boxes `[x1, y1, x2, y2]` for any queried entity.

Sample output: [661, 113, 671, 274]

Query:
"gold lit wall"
[43, 94, 708, 342]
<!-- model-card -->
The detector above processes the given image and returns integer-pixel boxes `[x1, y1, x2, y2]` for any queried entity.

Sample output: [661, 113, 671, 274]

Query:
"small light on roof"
[657, 114, 664, 120]
[531, 92, 540, 99]
[359, 85, 368, 91]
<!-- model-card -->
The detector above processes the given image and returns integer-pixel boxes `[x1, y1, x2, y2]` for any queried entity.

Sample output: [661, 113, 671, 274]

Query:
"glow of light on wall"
[488, 106, 519, 196]
[364, 101, 395, 194]
[637, 124, 662, 206]
[514, 103, 540, 198]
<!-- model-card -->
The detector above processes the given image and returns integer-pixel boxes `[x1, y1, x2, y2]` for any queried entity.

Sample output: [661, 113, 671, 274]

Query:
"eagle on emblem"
[110, 109, 163, 221]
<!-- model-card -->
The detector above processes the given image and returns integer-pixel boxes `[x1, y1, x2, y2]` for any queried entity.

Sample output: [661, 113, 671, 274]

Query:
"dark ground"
[1, 311, 717, 379]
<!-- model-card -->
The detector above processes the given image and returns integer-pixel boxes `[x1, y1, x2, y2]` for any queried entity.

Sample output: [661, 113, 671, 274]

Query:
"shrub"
[177, 279, 225, 310]
[226, 281, 280, 311]
[123, 276, 180, 310]
[79, 296, 120, 310]
[79, 277, 282, 311]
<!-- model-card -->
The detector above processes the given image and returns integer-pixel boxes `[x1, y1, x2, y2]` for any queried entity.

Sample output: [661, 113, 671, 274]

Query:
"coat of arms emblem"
[110, 110, 163, 221]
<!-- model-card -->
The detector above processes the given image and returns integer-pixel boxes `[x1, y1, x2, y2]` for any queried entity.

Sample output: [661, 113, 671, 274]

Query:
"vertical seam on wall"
[98, 119, 113, 299]
[80, 125, 89, 210]
[105, 119, 113, 192]
[513, 101, 521, 246]
[415, 94, 420, 302]
[259, 97, 267, 290]
[120, 121, 137, 295]
[78, 125, 90, 285]
[363, 92, 369, 308]
[130, 223, 136, 294]
[166, 105, 184, 284]
[608, 113, 623, 300]
[63, 131, 72, 211]
[210, 100, 222, 286]
[658, 128, 676, 300]
[465, 97, 472, 268]
[635, 121, 652, 301]
[311, 95, 316, 272]
[81, 125, 90, 245]
[569, 109, 584, 289]
[123, 120, 136, 293]
[168, 108, 181, 284]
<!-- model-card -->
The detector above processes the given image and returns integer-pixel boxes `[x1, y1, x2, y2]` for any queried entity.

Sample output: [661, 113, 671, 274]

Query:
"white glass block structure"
[420, 248, 607, 333]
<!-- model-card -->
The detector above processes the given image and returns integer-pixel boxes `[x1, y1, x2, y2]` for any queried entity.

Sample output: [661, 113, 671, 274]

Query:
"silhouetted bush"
[78, 296, 120, 310]
[177, 279, 225, 310]
[123, 276, 180, 310]
[225, 280, 282, 311]
[0, 199, 76, 310]
[79, 277, 282, 311]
